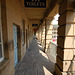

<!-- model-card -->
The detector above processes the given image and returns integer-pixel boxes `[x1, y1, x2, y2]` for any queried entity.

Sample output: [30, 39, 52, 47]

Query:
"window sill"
[0, 59, 9, 71]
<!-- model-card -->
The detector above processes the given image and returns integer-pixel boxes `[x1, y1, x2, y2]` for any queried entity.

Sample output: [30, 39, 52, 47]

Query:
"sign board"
[32, 24, 38, 27]
[25, 0, 46, 8]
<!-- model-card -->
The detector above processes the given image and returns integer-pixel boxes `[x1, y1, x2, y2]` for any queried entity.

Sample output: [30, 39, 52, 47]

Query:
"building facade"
[0, 0, 75, 75]
[0, 0, 33, 75]
[52, 24, 58, 44]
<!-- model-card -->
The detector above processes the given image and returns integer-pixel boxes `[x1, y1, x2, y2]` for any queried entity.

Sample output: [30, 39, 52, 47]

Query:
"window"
[0, 22, 4, 62]
[22, 19, 25, 45]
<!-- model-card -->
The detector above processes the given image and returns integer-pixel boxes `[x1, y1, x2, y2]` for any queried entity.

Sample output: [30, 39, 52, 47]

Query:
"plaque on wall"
[25, 0, 46, 8]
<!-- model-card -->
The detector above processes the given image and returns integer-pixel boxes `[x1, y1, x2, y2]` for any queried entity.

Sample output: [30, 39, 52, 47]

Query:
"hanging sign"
[32, 24, 38, 27]
[25, 0, 46, 8]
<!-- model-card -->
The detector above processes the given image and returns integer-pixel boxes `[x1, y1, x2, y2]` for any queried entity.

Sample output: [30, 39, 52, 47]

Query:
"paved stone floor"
[15, 38, 55, 75]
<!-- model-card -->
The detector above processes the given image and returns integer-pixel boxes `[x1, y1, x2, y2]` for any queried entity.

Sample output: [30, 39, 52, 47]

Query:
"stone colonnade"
[36, 18, 53, 52]
[36, 0, 75, 74]
[55, 0, 75, 75]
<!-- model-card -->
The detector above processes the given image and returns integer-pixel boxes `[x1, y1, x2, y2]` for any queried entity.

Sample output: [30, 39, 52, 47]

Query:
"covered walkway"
[15, 37, 55, 75]
[0, 0, 75, 75]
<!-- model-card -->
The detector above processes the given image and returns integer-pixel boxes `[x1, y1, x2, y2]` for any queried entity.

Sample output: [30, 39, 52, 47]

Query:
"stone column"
[45, 17, 53, 52]
[41, 22, 45, 50]
[39, 26, 41, 43]
[41, 24, 44, 45]
[55, 0, 75, 75]
[36, 30, 39, 39]
[36, 31, 37, 38]
[38, 25, 42, 44]
[41, 25, 43, 44]
[38, 29, 40, 41]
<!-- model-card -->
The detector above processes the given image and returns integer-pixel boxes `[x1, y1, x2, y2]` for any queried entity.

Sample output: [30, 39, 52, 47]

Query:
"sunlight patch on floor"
[39, 50, 48, 60]
[38, 44, 42, 48]
[43, 66, 53, 75]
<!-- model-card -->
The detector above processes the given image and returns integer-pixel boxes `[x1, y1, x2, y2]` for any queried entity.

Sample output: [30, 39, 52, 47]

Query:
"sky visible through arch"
[52, 14, 60, 25]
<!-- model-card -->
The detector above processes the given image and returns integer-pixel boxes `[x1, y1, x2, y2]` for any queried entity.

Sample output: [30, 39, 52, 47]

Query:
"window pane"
[0, 31, 1, 42]
[0, 44, 2, 58]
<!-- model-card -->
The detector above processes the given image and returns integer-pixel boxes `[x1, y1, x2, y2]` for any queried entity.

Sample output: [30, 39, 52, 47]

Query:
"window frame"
[0, 23, 4, 62]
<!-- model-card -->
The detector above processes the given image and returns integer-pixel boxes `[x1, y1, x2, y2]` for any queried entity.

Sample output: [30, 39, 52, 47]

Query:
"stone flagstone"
[15, 38, 54, 75]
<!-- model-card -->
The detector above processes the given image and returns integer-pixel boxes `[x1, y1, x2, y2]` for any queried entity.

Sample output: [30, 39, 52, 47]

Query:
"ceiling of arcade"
[20, 0, 59, 29]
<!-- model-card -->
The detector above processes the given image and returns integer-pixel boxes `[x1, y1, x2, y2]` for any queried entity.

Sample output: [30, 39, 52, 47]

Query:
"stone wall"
[0, 0, 33, 75]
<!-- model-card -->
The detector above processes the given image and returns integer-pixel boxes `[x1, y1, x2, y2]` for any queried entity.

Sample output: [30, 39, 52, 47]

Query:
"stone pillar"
[38, 30, 39, 40]
[40, 25, 42, 43]
[45, 18, 53, 52]
[36, 31, 37, 38]
[36, 30, 39, 39]
[41, 23, 45, 50]
[55, 0, 75, 75]
[39, 26, 41, 43]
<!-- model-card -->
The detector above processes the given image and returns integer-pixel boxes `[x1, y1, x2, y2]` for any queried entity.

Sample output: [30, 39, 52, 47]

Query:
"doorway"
[13, 25, 18, 67]
[26, 29, 28, 49]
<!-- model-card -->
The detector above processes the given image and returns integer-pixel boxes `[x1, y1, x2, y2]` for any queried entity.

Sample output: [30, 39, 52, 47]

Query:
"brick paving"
[15, 38, 54, 75]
